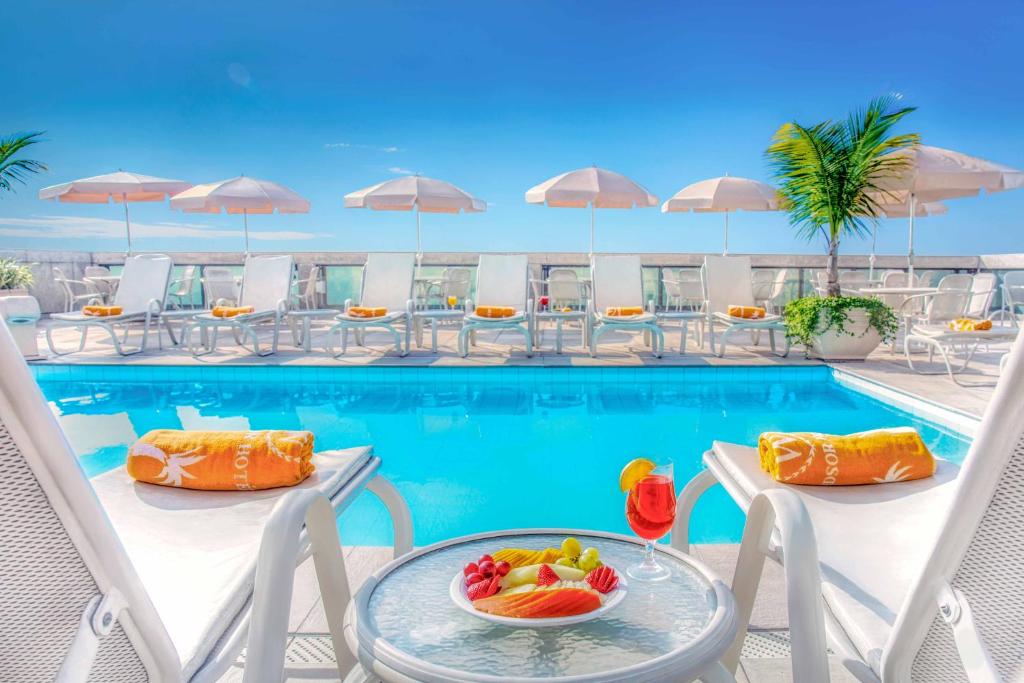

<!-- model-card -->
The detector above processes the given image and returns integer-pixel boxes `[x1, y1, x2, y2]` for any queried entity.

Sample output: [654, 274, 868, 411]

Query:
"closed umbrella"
[661, 176, 778, 255]
[525, 166, 658, 255]
[38, 171, 192, 253]
[875, 145, 1024, 279]
[170, 176, 310, 253]
[344, 175, 486, 273]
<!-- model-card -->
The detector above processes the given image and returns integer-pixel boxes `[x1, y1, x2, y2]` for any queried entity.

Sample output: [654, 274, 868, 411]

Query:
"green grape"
[581, 547, 600, 561]
[577, 554, 599, 572]
[561, 537, 582, 560]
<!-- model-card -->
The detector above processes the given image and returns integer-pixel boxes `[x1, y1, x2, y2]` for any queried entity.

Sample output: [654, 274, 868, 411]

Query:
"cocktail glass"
[625, 461, 675, 581]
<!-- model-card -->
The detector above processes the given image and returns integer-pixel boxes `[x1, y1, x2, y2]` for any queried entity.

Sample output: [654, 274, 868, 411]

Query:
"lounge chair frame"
[2, 320, 413, 682]
[45, 254, 173, 356]
[588, 254, 664, 358]
[327, 253, 416, 357]
[703, 255, 788, 358]
[187, 255, 294, 357]
[458, 254, 534, 358]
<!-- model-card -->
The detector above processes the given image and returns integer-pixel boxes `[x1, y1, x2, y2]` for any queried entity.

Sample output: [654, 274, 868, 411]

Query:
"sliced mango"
[492, 547, 562, 568]
[474, 587, 601, 618]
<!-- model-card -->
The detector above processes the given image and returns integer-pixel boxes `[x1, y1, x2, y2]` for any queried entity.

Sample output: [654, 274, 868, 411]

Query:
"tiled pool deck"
[34, 319, 1003, 682]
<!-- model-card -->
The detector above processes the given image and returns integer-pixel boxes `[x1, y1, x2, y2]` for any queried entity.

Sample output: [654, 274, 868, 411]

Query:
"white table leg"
[431, 318, 439, 353]
[555, 318, 563, 354]
[303, 317, 314, 352]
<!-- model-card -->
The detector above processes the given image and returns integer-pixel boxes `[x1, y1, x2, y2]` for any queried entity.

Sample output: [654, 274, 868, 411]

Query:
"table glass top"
[362, 532, 718, 679]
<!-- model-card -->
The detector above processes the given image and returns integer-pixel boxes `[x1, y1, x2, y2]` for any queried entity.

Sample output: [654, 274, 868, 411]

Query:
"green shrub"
[0, 258, 34, 290]
[783, 295, 898, 348]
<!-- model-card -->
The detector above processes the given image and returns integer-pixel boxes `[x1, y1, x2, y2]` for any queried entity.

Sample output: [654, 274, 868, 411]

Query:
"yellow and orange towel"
[212, 306, 255, 318]
[948, 318, 992, 332]
[127, 429, 315, 491]
[347, 306, 388, 318]
[475, 305, 517, 319]
[727, 305, 766, 319]
[605, 306, 645, 317]
[82, 305, 123, 317]
[758, 427, 935, 486]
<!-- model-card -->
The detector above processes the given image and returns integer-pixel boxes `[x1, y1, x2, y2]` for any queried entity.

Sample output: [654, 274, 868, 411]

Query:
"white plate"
[449, 568, 628, 628]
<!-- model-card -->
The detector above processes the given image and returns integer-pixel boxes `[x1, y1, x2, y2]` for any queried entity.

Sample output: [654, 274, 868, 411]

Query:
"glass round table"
[343, 529, 738, 682]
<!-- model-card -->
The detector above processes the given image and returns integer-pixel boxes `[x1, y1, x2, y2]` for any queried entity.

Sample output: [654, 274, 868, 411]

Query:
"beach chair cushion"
[706, 441, 960, 673]
[90, 446, 371, 678]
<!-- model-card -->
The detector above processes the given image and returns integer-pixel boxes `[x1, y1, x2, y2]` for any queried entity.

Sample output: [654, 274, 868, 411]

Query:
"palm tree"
[0, 132, 47, 195]
[766, 97, 918, 297]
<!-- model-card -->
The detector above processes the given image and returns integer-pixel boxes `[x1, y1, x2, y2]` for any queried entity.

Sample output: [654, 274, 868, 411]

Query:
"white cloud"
[387, 166, 415, 175]
[324, 142, 401, 153]
[0, 215, 322, 241]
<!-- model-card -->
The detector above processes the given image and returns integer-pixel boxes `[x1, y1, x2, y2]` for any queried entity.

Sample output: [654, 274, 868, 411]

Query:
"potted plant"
[767, 96, 916, 360]
[0, 258, 35, 297]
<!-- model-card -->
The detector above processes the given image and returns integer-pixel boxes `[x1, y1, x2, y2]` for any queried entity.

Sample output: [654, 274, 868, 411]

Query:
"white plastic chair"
[293, 264, 323, 310]
[167, 265, 198, 310]
[838, 270, 870, 296]
[675, 331, 1024, 681]
[201, 266, 240, 307]
[188, 255, 294, 357]
[328, 253, 415, 357]
[658, 267, 705, 354]
[703, 255, 788, 358]
[46, 254, 173, 356]
[458, 254, 533, 357]
[0, 320, 412, 683]
[84, 265, 116, 303]
[52, 266, 99, 313]
[588, 254, 664, 358]
[998, 271, 1024, 326]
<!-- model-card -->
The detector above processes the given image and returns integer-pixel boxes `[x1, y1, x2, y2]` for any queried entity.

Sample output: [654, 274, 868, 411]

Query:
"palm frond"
[0, 132, 48, 195]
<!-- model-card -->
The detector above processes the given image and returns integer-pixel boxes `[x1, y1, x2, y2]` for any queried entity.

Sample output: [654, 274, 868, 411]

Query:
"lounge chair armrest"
[405, 298, 415, 316]
[147, 298, 163, 315]
[343, 298, 353, 311]
[723, 489, 829, 682]
[465, 298, 475, 315]
[275, 298, 289, 315]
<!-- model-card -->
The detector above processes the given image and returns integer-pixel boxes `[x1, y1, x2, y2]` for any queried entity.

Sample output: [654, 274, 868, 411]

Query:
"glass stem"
[644, 539, 656, 566]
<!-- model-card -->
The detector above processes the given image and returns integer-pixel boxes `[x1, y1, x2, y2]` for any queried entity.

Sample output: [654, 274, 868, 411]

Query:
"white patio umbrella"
[170, 176, 310, 253]
[874, 145, 1024, 279]
[38, 171, 192, 253]
[661, 176, 778, 255]
[866, 201, 947, 280]
[525, 166, 658, 255]
[344, 175, 486, 272]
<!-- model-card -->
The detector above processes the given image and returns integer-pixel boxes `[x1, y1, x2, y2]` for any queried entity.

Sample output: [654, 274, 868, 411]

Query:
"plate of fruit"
[449, 537, 627, 627]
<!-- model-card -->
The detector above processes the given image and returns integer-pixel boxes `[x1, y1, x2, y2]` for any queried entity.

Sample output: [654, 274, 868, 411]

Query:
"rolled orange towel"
[82, 305, 123, 317]
[127, 430, 315, 491]
[727, 305, 766, 319]
[347, 306, 388, 318]
[948, 318, 992, 332]
[212, 306, 255, 318]
[758, 427, 936, 486]
[475, 305, 517, 318]
[605, 306, 645, 317]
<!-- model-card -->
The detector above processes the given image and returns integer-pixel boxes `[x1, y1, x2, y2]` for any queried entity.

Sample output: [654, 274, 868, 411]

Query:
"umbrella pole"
[723, 212, 729, 256]
[122, 193, 132, 256]
[415, 209, 423, 276]
[243, 209, 250, 255]
[589, 203, 595, 257]
[869, 223, 877, 281]
[907, 193, 916, 282]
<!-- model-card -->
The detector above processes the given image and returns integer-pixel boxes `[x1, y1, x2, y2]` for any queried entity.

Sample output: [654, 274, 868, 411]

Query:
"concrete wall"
[3, 248, 1019, 314]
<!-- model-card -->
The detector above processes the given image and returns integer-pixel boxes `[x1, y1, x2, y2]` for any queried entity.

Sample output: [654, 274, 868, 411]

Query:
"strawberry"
[467, 575, 502, 601]
[536, 563, 559, 587]
[585, 566, 619, 594]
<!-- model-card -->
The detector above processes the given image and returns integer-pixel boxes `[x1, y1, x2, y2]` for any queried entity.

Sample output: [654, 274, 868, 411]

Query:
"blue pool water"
[33, 365, 971, 546]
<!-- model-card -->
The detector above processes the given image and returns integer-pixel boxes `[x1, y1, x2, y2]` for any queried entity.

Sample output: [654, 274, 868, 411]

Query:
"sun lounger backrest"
[474, 254, 529, 310]
[965, 273, 997, 318]
[360, 253, 415, 310]
[886, 331, 1024, 680]
[591, 255, 644, 310]
[113, 254, 173, 313]
[0, 322, 178, 679]
[704, 255, 754, 313]
[239, 255, 294, 312]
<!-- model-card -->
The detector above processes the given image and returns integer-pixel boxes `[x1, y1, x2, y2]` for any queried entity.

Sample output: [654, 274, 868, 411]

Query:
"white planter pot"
[806, 308, 882, 361]
[0, 287, 29, 298]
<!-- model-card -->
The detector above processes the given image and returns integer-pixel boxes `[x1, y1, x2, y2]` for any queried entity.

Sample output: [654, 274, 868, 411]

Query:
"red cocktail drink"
[626, 474, 677, 540]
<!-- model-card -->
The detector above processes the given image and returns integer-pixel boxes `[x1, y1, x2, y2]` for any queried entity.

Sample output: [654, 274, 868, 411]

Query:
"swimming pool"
[33, 365, 971, 546]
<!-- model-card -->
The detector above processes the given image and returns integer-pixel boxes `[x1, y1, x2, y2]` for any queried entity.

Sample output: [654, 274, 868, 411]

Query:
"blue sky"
[3, 0, 1023, 257]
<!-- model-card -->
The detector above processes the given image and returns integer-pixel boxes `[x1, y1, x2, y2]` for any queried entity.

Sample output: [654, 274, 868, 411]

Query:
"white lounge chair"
[187, 255, 293, 357]
[0, 320, 412, 682]
[458, 254, 534, 357]
[674, 331, 1024, 682]
[904, 323, 1019, 386]
[327, 253, 415, 357]
[703, 255, 788, 358]
[588, 254, 664, 357]
[46, 254, 173, 356]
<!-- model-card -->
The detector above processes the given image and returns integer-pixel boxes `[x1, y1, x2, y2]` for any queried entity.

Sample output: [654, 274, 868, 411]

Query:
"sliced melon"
[501, 563, 585, 589]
